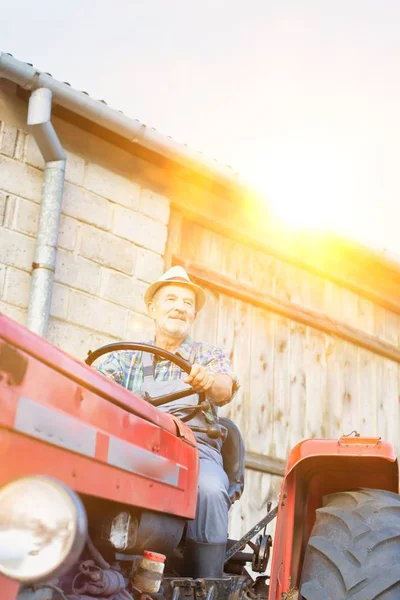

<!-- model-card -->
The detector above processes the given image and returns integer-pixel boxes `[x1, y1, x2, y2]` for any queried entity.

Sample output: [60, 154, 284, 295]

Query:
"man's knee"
[198, 471, 229, 506]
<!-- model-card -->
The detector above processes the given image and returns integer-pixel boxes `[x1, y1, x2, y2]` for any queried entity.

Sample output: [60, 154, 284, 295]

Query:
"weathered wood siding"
[167, 212, 400, 539]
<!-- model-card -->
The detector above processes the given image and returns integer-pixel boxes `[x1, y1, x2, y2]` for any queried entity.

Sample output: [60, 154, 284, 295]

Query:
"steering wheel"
[85, 342, 222, 439]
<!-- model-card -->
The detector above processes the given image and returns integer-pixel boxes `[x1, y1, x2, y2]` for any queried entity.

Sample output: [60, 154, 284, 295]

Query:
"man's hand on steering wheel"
[184, 364, 214, 394]
[86, 342, 224, 439]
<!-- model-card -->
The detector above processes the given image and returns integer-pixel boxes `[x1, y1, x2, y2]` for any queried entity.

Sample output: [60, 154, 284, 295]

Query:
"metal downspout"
[26, 88, 66, 337]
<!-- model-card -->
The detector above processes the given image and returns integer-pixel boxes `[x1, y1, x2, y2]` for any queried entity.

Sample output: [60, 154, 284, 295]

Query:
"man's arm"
[184, 344, 239, 406]
[209, 372, 233, 405]
[96, 352, 125, 386]
[185, 366, 233, 405]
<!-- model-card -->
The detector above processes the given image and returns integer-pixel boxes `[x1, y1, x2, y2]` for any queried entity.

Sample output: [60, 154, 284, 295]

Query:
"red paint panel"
[2, 390, 195, 493]
[0, 314, 200, 599]
[0, 385, 18, 428]
[0, 428, 198, 519]
[0, 314, 196, 445]
[0, 575, 20, 600]
[0, 314, 199, 518]
[95, 431, 110, 461]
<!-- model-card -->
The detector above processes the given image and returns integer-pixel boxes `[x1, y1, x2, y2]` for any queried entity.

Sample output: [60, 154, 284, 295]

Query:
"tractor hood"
[0, 314, 199, 518]
[0, 313, 196, 443]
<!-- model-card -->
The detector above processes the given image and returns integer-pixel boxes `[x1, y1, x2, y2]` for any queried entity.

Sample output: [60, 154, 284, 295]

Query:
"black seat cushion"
[219, 417, 245, 503]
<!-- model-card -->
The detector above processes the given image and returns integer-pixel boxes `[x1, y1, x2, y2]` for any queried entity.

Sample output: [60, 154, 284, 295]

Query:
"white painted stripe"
[14, 397, 183, 488]
[108, 436, 181, 487]
[15, 397, 97, 457]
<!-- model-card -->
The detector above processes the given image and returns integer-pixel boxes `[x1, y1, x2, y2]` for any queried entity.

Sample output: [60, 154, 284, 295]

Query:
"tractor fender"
[268, 436, 399, 599]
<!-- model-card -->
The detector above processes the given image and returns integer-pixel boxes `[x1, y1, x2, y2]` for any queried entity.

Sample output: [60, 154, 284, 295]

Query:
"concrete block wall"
[0, 115, 169, 359]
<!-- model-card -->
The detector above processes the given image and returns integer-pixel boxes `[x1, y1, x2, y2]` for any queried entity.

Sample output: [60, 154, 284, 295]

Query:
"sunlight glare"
[244, 140, 355, 235]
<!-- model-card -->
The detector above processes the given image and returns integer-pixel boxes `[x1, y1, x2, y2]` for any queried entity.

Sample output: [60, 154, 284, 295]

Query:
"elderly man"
[97, 266, 238, 578]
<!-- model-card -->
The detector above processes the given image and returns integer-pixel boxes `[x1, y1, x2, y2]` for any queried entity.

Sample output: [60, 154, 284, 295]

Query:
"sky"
[2, 0, 400, 255]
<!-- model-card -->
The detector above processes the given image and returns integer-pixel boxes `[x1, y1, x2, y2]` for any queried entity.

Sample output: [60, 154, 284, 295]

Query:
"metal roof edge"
[0, 51, 242, 193]
[2, 51, 400, 286]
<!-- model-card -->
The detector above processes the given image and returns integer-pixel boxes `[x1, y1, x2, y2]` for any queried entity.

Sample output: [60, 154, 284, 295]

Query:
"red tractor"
[0, 313, 399, 600]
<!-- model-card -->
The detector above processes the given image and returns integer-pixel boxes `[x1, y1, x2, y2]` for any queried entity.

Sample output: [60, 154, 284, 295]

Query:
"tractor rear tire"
[299, 488, 400, 600]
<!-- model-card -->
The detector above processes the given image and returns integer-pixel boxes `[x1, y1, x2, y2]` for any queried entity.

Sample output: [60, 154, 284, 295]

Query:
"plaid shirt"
[96, 335, 238, 402]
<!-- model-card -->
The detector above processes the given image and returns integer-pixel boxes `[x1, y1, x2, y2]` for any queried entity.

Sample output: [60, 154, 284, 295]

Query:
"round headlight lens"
[0, 476, 87, 583]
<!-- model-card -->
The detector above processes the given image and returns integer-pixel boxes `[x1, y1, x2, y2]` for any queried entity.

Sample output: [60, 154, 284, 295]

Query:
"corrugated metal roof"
[2, 52, 239, 178]
[2, 50, 400, 304]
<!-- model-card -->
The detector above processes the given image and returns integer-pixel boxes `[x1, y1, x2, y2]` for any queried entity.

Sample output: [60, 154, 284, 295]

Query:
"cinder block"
[65, 151, 85, 186]
[0, 123, 18, 158]
[0, 264, 6, 296]
[100, 269, 147, 313]
[62, 182, 111, 230]
[14, 131, 26, 161]
[47, 318, 119, 359]
[2, 194, 14, 228]
[25, 137, 85, 187]
[79, 224, 137, 274]
[11, 196, 78, 251]
[24, 134, 44, 169]
[0, 191, 6, 225]
[128, 311, 154, 341]
[68, 290, 130, 339]
[0, 155, 42, 203]
[85, 162, 141, 210]
[50, 283, 69, 320]
[113, 205, 167, 254]
[0, 300, 26, 325]
[135, 247, 164, 283]
[139, 189, 170, 225]
[12, 197, 39, 237]
[55, 249, 101, 295]
[3, 267, 31, 308]
[58, 215, 79, 251]
[0, 228, 35, 271]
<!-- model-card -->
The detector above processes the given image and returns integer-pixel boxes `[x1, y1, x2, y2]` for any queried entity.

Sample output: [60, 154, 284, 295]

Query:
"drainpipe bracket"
[32, 262, 55, 273]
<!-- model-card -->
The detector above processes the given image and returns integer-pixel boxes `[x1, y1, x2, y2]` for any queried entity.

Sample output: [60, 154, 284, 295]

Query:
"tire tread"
[300, 488, 400, 600]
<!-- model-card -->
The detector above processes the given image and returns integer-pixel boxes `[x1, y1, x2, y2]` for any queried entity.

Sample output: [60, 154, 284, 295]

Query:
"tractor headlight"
[0, 476, 87, 583]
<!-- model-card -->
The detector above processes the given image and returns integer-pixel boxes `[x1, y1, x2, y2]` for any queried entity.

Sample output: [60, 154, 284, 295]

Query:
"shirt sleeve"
[96, 351, 125, 386]
[200, 344, 240, 398]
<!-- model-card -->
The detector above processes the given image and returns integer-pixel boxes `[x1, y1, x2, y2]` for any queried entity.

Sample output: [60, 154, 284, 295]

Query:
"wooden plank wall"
[166, 213, 400, 539]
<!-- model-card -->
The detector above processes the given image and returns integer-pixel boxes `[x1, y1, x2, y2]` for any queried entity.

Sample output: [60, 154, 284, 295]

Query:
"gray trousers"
[140, 353, 230, 545]
[186, 442, 231, 544]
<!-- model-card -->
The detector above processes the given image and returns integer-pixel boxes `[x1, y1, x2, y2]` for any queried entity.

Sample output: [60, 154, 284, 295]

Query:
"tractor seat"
[219, 417, 245, 503]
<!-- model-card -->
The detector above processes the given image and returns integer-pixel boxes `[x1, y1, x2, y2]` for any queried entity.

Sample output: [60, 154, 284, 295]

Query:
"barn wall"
[169, 214, 400, 538]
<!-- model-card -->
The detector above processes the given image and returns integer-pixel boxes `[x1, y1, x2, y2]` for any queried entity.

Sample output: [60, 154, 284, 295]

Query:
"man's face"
[148, 284, 197, 338]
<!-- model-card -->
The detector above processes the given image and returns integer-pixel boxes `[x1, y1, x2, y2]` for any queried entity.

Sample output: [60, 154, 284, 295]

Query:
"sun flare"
[244, 139, 357, 236]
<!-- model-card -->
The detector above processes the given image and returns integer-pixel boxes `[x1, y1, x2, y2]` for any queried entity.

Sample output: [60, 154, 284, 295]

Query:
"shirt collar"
[147, 335, 194, 362]
[176, 335, 193, 361]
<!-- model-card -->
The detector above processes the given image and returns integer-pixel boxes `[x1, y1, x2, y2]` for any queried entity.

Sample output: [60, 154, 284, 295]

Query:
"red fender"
[269, 436, 399, 597]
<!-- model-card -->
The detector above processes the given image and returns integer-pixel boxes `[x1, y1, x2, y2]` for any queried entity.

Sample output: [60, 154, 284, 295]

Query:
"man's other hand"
[184, 365, 233, 406]
[184, 364, 214, 393]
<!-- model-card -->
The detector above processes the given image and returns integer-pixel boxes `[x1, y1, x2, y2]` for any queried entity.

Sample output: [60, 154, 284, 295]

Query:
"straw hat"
[144, 266, 206, 311]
